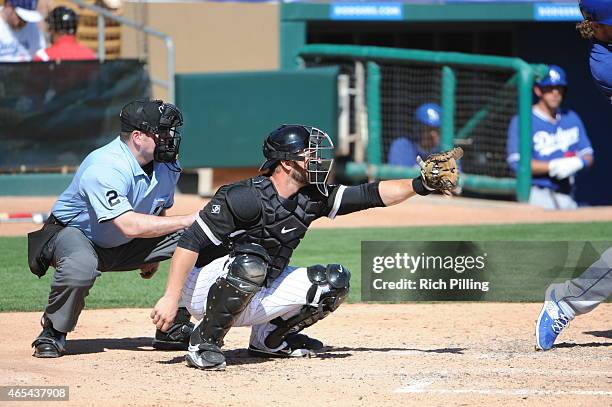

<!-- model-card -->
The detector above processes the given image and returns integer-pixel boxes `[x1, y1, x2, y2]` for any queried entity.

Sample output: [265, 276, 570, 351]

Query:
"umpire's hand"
[139, 262, 159, 279]
[151, 295, 179, 332]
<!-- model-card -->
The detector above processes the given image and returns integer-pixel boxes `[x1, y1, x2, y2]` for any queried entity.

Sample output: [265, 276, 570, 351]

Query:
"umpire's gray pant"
[45, 227, 182, 333]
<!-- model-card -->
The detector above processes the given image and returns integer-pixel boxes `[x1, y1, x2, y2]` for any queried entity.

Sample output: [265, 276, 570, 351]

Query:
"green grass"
[1, 222, 611, 311]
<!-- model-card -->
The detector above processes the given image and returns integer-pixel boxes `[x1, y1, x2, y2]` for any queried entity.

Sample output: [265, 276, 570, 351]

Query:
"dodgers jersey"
[589, 41, 612, 102]
[507, 107, 593, 193]
[0, 10, 45, 62]
[387, 137, 439, 167]
[52, 137, 180, 248]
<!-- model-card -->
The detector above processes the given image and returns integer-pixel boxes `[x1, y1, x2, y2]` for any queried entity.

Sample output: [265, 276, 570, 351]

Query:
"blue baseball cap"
[6, 0, 42, 23]
[536, 65, 568, 87]
[580, 0, 612, 25]
[415, 103, 442, 128]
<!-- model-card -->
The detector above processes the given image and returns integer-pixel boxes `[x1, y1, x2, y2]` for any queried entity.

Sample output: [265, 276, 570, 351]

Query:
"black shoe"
[248, 333, 324, 358]
[152, 308, 194, 351]
[185, 341, 226, 370]
[32, 317, 66, 358]
[286, 333, 324, 351]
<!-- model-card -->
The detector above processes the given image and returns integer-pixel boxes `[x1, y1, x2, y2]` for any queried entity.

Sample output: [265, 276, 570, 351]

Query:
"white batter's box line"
[471, 351, 610, 363]
[386, 362, 612, 377]
[395, 380, 612, 396]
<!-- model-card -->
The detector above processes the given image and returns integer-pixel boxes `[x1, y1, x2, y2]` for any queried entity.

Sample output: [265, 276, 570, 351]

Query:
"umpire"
[29, 99, 197, 358]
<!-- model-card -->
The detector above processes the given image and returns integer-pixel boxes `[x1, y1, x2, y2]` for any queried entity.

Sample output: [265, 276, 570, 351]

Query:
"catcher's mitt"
[416, 147, 463, 193]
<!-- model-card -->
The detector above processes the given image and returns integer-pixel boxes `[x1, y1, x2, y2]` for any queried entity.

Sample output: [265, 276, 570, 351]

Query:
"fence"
[299, 45, 548, 201]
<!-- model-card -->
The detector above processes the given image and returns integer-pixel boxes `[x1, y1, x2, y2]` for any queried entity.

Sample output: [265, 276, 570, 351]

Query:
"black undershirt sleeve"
[330, 181, 385, 217]
[177, 219, 231, 268]
[177, 182, 260, 256]
[177, 221, 213, 253]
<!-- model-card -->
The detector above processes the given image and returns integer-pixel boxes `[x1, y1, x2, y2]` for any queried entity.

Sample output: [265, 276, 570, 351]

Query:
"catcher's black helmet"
[259, 124, 335, 196]
[46, 6, 78, 35]
[259, 125, 311, 173]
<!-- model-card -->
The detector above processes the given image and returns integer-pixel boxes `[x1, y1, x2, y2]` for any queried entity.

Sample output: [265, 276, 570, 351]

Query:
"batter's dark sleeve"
[325, 182, 385, 219]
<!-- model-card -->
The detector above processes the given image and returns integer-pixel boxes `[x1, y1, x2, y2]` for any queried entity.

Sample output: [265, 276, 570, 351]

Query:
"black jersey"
[182, 175, 384, 280]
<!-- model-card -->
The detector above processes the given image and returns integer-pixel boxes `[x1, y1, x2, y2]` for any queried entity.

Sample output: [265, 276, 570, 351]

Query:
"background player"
[506, 65, 594, 209]
[0, 0, 46, 61]
[34, 6, 96, 62]
[388, 102, 442, 167]
[577, 0, 612, 103]
[30, 99, 197, 358]
[534, 0, 612, 351]
[150, 124, 462, 370]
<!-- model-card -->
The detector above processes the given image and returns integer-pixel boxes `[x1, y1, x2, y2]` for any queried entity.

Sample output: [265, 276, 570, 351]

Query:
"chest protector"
[231, 177, 328, 280]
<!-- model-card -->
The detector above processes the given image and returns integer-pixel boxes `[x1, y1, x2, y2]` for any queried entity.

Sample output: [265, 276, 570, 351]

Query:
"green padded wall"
[175, 67, 339, 168]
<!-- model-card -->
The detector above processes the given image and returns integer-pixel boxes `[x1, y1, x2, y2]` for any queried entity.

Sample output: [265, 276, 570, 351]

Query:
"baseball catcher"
[150, 124, 462, 370]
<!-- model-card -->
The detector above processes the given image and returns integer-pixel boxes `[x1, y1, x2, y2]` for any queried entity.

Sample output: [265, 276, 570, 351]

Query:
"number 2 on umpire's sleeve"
[106, 190, 120, 207]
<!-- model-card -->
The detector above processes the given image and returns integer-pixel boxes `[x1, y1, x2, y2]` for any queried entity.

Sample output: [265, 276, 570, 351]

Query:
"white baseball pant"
[181, 255, 332, 350]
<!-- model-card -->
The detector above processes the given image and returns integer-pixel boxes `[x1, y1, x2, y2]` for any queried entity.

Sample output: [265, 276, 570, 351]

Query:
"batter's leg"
[553, 246, 612, 316]
[535, 246, 612, 350]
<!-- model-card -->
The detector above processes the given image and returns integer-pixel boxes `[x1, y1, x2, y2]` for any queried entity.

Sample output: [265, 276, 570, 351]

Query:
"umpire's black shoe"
[152, 307, 194, 351]
[32, 317, 66, 358]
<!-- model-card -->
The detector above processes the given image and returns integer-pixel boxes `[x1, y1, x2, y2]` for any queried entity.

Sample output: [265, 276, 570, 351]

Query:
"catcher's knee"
[306, 263, 351, 311]
[263, 264, 350, 349]
[226, 243, 270, 292]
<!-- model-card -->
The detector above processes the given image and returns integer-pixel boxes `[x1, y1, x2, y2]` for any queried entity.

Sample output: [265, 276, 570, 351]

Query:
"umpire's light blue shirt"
[52, 137, 180, 248]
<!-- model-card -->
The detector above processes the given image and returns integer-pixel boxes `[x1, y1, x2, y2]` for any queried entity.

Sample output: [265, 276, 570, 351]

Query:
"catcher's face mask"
[151, 103, 183, 163]
[299, 127, 335, 196]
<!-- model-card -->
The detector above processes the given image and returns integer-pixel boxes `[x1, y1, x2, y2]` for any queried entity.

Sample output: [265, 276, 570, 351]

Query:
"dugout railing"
[299, 45, 548, 202]
[70, 0, 176, 102]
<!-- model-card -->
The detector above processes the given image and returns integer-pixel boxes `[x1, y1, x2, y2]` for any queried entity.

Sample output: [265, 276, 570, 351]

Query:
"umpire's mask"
[154, 103, 183, 163]
[120, 99, 184, 164]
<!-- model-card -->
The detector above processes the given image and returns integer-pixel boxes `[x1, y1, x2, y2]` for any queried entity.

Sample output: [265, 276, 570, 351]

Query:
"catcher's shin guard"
[263, 264, 350, 350]
[188, 244, 269, 368]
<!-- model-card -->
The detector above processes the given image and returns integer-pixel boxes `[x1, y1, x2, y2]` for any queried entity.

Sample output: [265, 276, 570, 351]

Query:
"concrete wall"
[121, 2, 279, 100]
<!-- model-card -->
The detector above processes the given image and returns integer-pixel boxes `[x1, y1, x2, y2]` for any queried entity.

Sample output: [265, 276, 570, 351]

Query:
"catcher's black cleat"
[32, 317, 66, 358]
[248, 333, 324, 358]
[185, 341, 226, 371]
[152, 307, 194, 351]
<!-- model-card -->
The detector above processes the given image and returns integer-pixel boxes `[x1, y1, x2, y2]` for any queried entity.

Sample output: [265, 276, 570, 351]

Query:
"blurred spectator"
[0, 0, 45, 61]
[506, 65, 594, 210]
[34, 6, 96, 61]
[388, 103, 442, 167]
[98, 0, 123, 11]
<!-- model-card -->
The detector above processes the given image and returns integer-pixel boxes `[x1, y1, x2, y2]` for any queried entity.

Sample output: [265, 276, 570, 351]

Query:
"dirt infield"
[1, 304, 610, 406]
[2, 195, 611, 406]
[3, 194, 612, 237]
